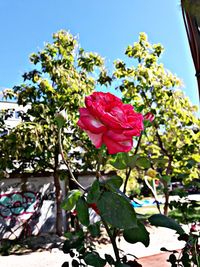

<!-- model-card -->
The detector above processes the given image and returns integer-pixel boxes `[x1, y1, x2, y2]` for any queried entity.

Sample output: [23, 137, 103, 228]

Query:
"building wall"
[0, 101, 30, 129]
[0, 176, 58, 239]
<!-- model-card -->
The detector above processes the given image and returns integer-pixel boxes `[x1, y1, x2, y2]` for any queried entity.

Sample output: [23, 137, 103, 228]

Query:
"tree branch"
[58, 128, 86, 191]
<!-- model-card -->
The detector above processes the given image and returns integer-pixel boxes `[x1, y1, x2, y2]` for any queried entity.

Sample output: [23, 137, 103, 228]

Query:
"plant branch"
[96, 149, 102, 180]
[58, 127, 86, 191]
[123, 167, 131, 194]
[134, 133, 143, 156]
[123, 133, 143, 194]
[101, 218, 120, 263]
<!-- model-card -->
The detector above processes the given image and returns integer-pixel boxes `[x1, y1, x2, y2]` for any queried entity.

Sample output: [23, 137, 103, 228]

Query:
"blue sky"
[0, 0, 199, 107]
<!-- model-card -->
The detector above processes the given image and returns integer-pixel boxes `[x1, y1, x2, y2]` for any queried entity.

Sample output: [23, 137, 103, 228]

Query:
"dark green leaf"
[88, 223, 101, 237]
[63, 230, 84, 254]
[110, 153, 128, 170]
[84, 252, 106, 267]
[123, 221, 150, 247]
[181, 253, 190, 267]
[55, 113, 66, 128]
[61, 190, 82, 211]
[61, 262, 69, 267]
[72, 259, 79, 267]
[115, 263, 130, 267]
[126, 155, 139, 169]
[97, 191, 137, 229]
[87, 180, 101, 204]
[161, 175, 171, 184]
[168, 254, 177, 265]
[135, 157, 151, 169]
[104, 175, 123, 189]
[76, 197, 90, 226]
[105, 254, 115, 265]
[149, 214, 185, 235]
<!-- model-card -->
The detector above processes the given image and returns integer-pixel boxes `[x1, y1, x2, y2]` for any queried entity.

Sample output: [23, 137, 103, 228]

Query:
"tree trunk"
[163, 189, 169, 216]
[54, 146, 63, 236]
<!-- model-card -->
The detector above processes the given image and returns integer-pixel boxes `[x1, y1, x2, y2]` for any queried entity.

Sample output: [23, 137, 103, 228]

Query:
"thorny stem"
[123, 133, 143, 194]
[134, 132, 143, 156]
[101, 218, 121, 263]
[123, 167, 131, 194]
[58, 128, 86, 192]
[96, 149, 102, 180]
[194, 238, 200, 267]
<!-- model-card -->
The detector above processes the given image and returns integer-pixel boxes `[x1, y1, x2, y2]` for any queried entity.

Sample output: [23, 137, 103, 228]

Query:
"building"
[0, 101, 30, 130]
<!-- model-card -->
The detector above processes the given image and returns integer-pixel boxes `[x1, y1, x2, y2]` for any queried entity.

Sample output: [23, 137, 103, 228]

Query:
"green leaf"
[115, 263, 130, 267]
[84, 252, 106, 267]
[55, 112, 66, 128]
[72, 259, 79, 267]
[97, 191, 137, 229]
[148, 214, 185, 235]
[63, 230, 84, 254]
[61, 190, 81, 211]
[135, 157, 151, 169]
[88, 223, 101, 237]
[76, 197, 89, 226]
[61, 262, 69, 267]
[126, 155, 139, 169]
[104, 175, 123, 189]
[123, 221, 150, 247]
[87, 180, 101, 204]
[161, 175, 171, 184]
[109, 153, 128, 170]
[104, 254, 115, 265]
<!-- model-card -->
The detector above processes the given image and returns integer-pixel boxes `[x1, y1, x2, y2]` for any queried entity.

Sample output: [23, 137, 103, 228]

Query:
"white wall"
[0, 101, 30, 128]
[0, 176, 57, 239]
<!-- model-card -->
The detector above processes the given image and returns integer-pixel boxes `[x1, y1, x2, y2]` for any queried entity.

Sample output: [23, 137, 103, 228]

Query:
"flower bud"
[144, 112, 155, 122]
[55, 110, 67, 128]
[146, 168, 157, 178]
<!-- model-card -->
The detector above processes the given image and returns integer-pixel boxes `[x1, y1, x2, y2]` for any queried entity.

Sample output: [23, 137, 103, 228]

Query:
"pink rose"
[144, 112, 155, 122]
[77, 92, 144, 154]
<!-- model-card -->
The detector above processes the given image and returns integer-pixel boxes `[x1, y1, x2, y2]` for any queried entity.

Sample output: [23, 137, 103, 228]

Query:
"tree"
[0, 30, 106, 235]
[112, 32, 200, 215]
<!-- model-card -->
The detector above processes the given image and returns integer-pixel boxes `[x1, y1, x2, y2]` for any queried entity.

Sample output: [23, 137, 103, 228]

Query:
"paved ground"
[0, 250, 176, 267]
[0, 225, 187, 267]
[138, 252, 174, 267]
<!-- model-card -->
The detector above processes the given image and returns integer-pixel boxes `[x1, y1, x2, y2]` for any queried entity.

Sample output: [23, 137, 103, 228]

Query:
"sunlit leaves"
[0, 30, 108, 173]
[113, 32, 200, 188]
[61, 190, 82, 211]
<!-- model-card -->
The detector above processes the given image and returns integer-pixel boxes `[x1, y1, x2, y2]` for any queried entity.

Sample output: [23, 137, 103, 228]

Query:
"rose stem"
[96, 149, 102, 180]
[123, 133, 143, 194]
[101, 218, 121, 263]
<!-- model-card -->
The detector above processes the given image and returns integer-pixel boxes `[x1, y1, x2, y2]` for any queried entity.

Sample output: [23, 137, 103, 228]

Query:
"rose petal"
[86, 130, 103, 148]
[105, 130, 129, 141]
[103, 134, 133, 154]
[77, 108, 106, 134]
[123, 127, 143, 137]
[99, 112, 123, 129]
